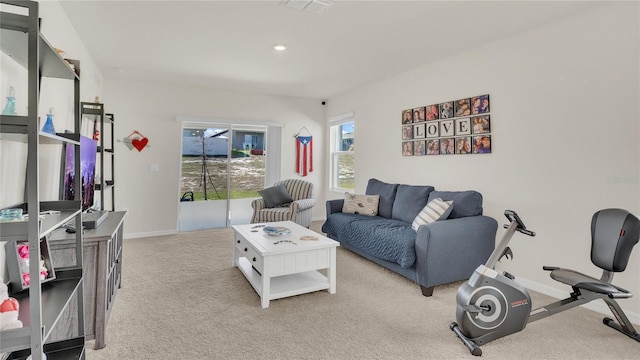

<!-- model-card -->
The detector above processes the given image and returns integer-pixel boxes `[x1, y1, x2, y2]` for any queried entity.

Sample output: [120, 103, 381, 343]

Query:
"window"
[329, 113, 354, 192]
[179, 125, 266, 201]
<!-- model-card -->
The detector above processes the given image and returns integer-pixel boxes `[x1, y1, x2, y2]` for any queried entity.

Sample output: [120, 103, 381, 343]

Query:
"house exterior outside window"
[329, 112, 354, 192]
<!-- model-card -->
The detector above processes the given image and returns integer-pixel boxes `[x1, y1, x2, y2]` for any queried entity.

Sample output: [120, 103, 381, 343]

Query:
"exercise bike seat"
[546, 208, 639, 299]
[547, 268, 631, 298]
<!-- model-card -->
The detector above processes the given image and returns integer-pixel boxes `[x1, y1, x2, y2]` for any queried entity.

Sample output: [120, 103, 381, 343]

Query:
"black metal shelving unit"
[80, 103, 115, 211]
[0, 1, 85, 359]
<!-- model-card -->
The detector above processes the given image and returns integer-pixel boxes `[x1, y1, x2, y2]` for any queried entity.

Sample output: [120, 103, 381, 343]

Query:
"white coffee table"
[232, 221, 339, 308]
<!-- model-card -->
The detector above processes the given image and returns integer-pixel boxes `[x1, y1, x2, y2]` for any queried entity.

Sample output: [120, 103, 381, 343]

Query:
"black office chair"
[540, 208, 640, 341]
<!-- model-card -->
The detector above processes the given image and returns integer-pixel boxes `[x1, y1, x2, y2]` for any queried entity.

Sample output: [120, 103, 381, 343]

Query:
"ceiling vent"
[281, 0, 333, 14]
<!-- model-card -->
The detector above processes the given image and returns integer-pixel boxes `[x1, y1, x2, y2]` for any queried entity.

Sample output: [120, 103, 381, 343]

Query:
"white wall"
[326, 3, 640, 318]
[102, 78, 325, 237]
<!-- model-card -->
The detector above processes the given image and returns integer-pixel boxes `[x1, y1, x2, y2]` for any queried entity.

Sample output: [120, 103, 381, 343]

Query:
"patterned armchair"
[251, 179, 315, 228]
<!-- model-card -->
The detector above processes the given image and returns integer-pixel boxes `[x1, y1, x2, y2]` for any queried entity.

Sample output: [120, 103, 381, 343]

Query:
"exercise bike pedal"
[462, 304, 490, 314]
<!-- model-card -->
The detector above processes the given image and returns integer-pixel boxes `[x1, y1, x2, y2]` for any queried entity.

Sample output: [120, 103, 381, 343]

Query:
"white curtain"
[266, 125, 281, 186]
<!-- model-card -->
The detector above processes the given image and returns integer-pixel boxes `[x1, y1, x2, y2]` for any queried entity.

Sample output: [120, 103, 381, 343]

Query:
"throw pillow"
[258, 184, 293, 208]
[411, 198, 454, 231]
[342, 192, 380, 216]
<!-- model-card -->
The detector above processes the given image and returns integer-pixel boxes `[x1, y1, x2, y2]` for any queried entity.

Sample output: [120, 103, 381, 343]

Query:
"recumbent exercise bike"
[450, 209, 640, 356]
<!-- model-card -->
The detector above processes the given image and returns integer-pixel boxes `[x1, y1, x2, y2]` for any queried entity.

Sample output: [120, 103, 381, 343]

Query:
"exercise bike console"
[503, 210, 535, 237]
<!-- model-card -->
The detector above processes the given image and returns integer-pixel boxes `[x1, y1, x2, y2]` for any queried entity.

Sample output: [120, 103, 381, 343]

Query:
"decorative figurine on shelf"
[16, 243, 48, 287]
[0, 281, 23, 330]
[40, 259, 49, 280]
[92, 116, 100, 141]
[17, 243, 30, 287]
[92, 97, 101, 141]
[41, 107, 56, 134]
[2, 86, 17, 115]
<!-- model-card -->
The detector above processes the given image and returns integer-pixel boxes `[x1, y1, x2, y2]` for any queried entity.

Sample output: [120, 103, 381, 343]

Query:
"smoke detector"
[281, 0, 333, 14]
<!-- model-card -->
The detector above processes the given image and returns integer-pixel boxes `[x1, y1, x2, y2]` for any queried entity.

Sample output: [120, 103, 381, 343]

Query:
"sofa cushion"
[391, 184, 435, 223]
[322, 213, 416, 268]
[427, 190, 482, 219]
[342, 192, 380, 216]
[411, 198, 454, 231]
[365, 178, 398, 219]
[259, 184, 293, 208]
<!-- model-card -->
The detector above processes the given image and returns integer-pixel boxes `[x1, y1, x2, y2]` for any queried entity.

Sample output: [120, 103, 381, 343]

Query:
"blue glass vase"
[2, 86, 17, 115]
[42, 110, 56, 134]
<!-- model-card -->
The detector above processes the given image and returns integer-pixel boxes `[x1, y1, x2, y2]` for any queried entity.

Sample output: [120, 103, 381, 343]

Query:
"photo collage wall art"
[401, 94, 491, 156]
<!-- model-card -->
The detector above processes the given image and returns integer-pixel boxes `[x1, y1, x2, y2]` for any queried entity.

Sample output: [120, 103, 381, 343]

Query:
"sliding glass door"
[179, 124, 267, 231]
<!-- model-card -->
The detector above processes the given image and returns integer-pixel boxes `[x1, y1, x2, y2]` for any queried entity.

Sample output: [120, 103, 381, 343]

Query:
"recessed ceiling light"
[273, 44, 287, 52]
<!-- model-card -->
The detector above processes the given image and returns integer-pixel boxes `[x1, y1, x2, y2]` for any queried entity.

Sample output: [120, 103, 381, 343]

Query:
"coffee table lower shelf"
[237, 257, 330, 306]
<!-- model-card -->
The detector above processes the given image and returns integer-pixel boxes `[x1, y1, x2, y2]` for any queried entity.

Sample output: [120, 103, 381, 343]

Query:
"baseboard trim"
[124, 229, 178, 239]
[518, 277, 640, 326]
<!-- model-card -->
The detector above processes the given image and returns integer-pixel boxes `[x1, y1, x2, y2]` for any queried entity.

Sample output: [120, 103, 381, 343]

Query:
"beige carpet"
[85, 222, 638, 360]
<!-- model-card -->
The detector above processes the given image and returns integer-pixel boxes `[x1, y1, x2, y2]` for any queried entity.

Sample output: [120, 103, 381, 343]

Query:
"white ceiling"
[58, 0, 603, 100]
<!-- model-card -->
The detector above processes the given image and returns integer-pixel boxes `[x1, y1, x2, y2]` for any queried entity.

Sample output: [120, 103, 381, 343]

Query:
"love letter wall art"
[401, 94, 491, 156]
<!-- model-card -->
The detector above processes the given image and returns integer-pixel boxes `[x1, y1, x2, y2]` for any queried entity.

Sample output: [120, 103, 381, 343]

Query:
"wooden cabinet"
[48, 211, 126, 350]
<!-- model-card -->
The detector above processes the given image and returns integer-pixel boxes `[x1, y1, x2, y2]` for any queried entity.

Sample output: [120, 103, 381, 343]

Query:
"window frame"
[329, 112, 355, 193]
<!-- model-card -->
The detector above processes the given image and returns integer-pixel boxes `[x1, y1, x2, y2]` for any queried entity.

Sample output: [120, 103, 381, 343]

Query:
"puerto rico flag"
[296, 136, 313, 177]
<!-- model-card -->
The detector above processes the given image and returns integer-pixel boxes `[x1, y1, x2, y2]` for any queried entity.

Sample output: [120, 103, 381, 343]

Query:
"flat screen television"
[61, 135, 98, 212]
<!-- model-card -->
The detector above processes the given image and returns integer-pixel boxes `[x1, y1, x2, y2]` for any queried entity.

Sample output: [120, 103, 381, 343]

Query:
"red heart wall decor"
[131, 137, 148, 152]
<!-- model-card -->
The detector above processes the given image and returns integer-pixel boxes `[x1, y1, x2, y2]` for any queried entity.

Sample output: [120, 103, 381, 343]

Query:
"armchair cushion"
[252, 178, 315, 227]
[294, 198, 316, 211]
[259, 184, 293, 208]
[278, 178, 313, 201]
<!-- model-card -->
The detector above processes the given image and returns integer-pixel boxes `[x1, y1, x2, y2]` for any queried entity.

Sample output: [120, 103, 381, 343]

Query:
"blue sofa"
[322, 178, 498, 297]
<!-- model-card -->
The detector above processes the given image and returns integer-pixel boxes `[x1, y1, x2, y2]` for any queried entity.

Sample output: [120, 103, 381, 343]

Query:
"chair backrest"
[276, 179, 313, 201]
[591, 208, 640, 272]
